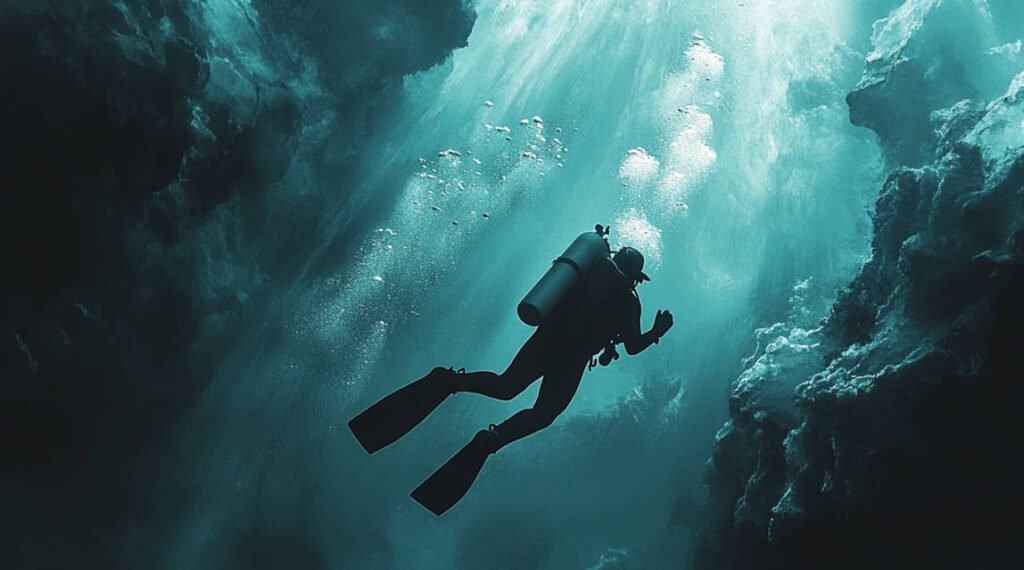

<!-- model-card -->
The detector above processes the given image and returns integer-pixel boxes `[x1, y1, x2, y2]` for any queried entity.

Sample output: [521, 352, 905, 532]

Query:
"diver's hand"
[653, 309, 674, 340]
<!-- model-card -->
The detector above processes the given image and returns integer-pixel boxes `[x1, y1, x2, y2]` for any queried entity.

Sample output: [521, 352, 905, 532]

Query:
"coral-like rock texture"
[701, 1, 1024, 568]
[0, 1, 473, 566]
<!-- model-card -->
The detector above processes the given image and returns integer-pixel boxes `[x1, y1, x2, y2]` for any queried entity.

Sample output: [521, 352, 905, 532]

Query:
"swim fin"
[348, 367, 455, 454]
[410, 430, 497, 515]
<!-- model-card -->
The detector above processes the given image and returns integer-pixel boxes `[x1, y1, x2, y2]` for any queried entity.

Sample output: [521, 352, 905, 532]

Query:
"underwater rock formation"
[701, 1, 1024, 568]
[0, 1, 473, 566]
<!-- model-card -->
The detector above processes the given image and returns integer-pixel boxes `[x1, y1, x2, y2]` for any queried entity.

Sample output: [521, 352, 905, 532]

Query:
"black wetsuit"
[453, 257, 641, 450]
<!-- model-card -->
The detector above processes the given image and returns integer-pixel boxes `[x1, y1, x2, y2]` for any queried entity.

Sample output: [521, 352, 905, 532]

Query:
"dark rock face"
[699, 2, 1024, 568]
[0, 1, 473, 566]
[253, 0, 476, 90]
[845, 0, 1023, 169]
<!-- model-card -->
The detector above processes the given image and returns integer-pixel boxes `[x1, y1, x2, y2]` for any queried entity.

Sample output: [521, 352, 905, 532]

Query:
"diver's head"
[613, 247, 650, 285]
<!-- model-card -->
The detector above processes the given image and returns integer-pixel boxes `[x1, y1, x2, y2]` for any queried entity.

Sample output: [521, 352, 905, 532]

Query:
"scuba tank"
[517, 225, 611, 326]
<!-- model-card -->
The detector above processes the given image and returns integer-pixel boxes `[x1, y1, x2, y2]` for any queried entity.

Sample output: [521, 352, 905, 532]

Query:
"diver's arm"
[623, 328, 661, 355]
[622, 305, 674, 355]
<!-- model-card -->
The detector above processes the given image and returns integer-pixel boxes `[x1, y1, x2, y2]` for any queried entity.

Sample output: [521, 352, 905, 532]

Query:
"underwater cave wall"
[0, 1, 474, 566]
[700, 1, 1024, 568]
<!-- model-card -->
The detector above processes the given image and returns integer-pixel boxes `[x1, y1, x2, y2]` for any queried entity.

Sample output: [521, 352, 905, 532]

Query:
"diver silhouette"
[348, 226, 674, 515]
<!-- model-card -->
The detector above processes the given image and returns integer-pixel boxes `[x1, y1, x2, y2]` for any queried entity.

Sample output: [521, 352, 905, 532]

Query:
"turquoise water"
[10, 0, 1021, 567]
[170, 1, 894, 567]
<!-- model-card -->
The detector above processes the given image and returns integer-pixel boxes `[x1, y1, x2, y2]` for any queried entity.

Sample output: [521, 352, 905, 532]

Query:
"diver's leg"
[453, 334, 545, 400]
[486, 357, 587, 451]
[410, 357, 585, 515]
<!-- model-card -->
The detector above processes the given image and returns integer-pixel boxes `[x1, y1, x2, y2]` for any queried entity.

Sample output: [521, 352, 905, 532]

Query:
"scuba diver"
[348, 225, 674, 515]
